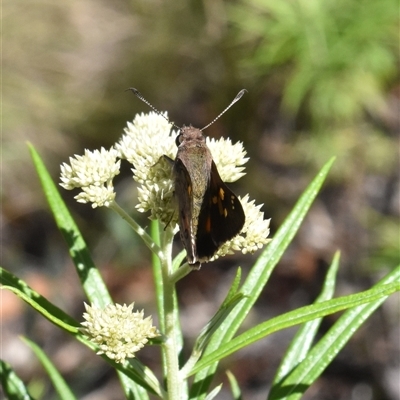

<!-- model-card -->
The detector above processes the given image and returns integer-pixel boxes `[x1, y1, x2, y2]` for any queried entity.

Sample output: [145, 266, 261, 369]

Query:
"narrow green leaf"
[21, 337, 77, 400]
[182, 270, 243, 376]
[221, 268, 242, 308]
[195, 293, 244, 353]
[190, 158, 336, 398]
[204, 384, 222, 400]
[0, 359, 35, 400]
[1, 267, 80, 333]
[181, 293, 244, 377]
[172, 250, 188, 272]
[195, 268, 243, 355]
[119, 373, 150, 400]
[29, 144, 111, 307]
[226, 370, 242, 400]
[268, 264, 400, 400]
[235, 158, 337, 329]
[272, 251, 340, 385]
[188, 280, 399, 375]
[112, 359, 165, 398]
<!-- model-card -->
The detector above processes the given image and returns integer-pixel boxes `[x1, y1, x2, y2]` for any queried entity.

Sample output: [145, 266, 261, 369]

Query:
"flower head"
[81, 302, 159, 363]
[60, 147, 120, 208]
[205, 137, 248, 182]
[116, 112, 177, 223]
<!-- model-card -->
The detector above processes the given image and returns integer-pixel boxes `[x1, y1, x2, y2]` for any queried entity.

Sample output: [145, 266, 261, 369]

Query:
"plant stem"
[170, 263, 192, 284]
[160, 228, 186, 399]
[109, 201, 162, 257]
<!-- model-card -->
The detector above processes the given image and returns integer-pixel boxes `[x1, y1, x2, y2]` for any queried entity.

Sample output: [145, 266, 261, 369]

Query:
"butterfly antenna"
[201, 89, 247, 131]
[126, 87, 179, 129]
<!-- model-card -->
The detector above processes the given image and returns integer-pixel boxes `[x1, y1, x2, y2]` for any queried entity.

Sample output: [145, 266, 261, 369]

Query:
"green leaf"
[0, 359, 35, 400]
[272, 251, 341, 385]
[194, 293, 244, 354]
[119, 373, 150, 400]
[190, 157, 336, 398]
[29, 143, 111, 307]
[226, 370, 242, 400]
[21, 337, 77, 400]
[268, 264, 400, 400]
[187, 280, 399, 375]
[204, 384, 222, 400]
[172, 250, 188, 272]
[181, 269, 244, 378]
[111, 359, 165, 398]
[1, 267, 80, 333]
[221, 267, 242, 308]
[194, 268, 243, 353]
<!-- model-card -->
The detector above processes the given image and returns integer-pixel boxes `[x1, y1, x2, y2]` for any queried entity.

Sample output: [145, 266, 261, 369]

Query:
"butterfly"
[129, 88, 247, 268]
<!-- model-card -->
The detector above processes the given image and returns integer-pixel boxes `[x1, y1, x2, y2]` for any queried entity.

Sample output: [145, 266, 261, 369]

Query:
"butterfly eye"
[175, 133, 182, 147]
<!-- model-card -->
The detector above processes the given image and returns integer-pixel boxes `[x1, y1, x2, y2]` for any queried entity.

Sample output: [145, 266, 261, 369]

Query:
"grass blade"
[29, 143, 111, 307]
[0, 359, 35, 400]
[268, 264, 400, 399]
[272, 251, 341, 385]
[188, 280, 399, 375]
[21, 337, 77, 400]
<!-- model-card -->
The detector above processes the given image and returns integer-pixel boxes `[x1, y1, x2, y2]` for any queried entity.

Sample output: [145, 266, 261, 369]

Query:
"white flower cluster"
[60, 111, 270, 262]
[115, 112, 177, 224]
[205, 137, 248, 182]
[81, 303, 159, 363]
[60, 147, 120, 208]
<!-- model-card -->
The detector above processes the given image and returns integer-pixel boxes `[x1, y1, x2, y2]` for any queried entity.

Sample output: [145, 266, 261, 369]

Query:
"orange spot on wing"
[205, 216, 211, 232]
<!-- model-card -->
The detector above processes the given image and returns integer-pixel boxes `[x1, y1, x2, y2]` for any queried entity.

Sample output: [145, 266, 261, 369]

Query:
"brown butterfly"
[129, 88, 246, 268]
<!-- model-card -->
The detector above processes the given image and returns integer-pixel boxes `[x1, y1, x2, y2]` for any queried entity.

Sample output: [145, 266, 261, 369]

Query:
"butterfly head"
[175, 125, 206, 147]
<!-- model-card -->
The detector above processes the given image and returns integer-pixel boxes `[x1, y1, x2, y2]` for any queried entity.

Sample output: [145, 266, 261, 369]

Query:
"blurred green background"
[3, 0, 399, 399]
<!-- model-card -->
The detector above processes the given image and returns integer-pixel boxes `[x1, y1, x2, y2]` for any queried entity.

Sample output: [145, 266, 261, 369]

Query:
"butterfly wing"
[196, 161, 245, 261]
[173, 158, 197, 264]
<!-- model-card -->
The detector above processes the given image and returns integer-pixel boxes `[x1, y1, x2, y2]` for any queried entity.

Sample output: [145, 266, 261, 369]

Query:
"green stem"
[109, 201, 162, 257]
[160, 228, 186, 399]
[170, 263, 192, 284]
[111, 201, 187, 397]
